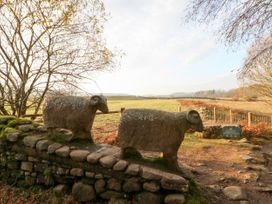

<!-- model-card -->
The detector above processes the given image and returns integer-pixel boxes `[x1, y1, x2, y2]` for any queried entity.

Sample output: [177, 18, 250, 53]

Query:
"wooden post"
[213, 107, 216, 123]
[248, 112, 252, 126]
[178, 106, 182, 112]
[229, 109, 232, 124]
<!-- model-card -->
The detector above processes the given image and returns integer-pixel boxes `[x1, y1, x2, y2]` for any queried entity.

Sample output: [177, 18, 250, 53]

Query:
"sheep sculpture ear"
[90, 95, 100, 105]
[186, 109, 200, 124]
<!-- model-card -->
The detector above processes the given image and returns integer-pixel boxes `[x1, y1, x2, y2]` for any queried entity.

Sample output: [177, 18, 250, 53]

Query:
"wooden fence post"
[248, 112, 252, 126]
[120, 107, 125, 114]
[213, 107, 216, 123]
[178, 106, 181, 112]
[229, 109, 232, 124]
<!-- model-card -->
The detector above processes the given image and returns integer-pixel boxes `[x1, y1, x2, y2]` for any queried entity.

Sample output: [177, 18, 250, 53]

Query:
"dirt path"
[179, 140, 272, 204]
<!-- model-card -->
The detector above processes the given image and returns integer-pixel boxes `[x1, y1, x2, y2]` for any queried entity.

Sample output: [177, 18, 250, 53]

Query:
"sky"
[84, 0, 248, 95]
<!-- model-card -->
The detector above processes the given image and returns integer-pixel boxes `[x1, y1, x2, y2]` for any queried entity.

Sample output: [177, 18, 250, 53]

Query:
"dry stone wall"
[0, 116, 189, 203]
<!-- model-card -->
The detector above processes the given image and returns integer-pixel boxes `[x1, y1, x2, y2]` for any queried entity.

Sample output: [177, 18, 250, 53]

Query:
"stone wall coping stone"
[113, 160, 128, 171]
[47, 143, 63, 154]
[141, 166, 164, 180]
[36, 140, 51, 151]
[87, 152, 103, 164]
[55, 146, 70, 157]
[125, 164, 140, 175]
[160, 173, 188, 192]
[23, 135, 44, 148]
[70, 149, 90, 162]
[99, 155, 117, 168]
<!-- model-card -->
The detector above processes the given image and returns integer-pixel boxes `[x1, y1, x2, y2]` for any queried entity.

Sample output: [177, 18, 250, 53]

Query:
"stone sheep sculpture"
[43, 95, 109, 142]
[117, 108, 204, 170]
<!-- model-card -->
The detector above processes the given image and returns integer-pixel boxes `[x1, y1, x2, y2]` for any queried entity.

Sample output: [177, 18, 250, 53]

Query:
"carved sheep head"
[186, 109, 204, 132]
[90, 95, 109, 113]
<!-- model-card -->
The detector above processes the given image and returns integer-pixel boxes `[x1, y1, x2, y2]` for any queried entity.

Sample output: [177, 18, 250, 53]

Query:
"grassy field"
[94, 99, 184, 128]
[184, 98, 272, 114]
[94, 98, 272, 129]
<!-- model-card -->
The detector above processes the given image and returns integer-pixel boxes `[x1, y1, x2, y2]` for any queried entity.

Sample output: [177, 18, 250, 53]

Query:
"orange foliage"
[241, 123, 272, 140]
[100, 131, 118, 145]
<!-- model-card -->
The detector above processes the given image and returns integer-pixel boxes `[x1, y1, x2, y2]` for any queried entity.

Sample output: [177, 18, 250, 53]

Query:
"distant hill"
[83, 86, 261, 100]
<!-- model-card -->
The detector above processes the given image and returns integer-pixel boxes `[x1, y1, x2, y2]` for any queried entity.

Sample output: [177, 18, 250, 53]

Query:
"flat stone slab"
[123, 178, 141, 193]
[85, 171, 95, 178]
[18, 124, 35, 132]
[135, 192, 163, 204]
[6, 132, 20, 142]
[36, 140, 51, 151]
[55, 146, 70, 157]
[113, 160, 128, 171]
[21, 161, 33, 172]
[141, 166, 164, 180]
[143, 181, 160, 192]
[95, 179, 106, 193]
[23, 135, 43, 148]
[254, 184, 272, 192]
[70, 168, 84, 176]
[95, 145, 121, 157]
[107, 178, 122, 191]
[72, 182, 96, 202]
[223, 186, 247, 201]
[47, 143, 63, 154]
[164, 194, 185, 204]
[87, 152, 103, 164]
[246, 164, 268, 172]
[161, 173, 188, 192]
[99, 155, 117, 168]
[53, 184, 69, 196]
[100, 191, 123, 199]
[70, 150, 90, 162]
[126, 164, 140, 175]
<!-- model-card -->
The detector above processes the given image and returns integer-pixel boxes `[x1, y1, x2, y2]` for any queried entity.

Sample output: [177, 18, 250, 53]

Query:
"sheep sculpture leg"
[163, 151, 180, 171]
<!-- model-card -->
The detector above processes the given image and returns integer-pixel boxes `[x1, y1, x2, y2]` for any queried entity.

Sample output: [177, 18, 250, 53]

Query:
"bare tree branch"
[0, 0, 116, 117]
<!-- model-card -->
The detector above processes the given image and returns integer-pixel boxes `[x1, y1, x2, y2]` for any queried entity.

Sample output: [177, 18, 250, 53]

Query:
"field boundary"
[178, 100, 272, 126]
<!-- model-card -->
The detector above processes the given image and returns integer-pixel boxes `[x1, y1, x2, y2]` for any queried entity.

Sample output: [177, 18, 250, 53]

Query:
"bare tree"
[186, 0, 272, 44]
[0, 0, 115, 117]
[238, 36, 272, 98]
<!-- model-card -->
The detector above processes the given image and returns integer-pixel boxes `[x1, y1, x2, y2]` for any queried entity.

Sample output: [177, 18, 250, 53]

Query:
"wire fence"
[200, 106, 272, 126]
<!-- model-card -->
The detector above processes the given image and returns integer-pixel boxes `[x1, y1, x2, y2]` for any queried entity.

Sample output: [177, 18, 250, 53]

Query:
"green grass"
[181, 134, 233, 150]
[185, 180, 208, 204]
[94, 99, 188, 128]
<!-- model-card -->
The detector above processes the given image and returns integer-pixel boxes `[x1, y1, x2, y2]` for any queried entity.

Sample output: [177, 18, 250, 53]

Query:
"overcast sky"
[84, 0, 248, 95]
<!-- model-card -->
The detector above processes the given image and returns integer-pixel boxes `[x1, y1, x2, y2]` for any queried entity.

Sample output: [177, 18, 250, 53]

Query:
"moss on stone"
[4, 127, 18, 133]
[47, 133, 72, 144]
[185, 180, 208, 204]
[0, 115, 16, 125]
[0, 127, 20, 141]
[0, 124, 6, 131]
[7, 118, 32, 127]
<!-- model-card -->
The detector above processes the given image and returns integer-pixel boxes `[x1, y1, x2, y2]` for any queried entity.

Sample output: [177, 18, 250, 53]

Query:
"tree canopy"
[238, 37, 272, 99]
[186, 0, 272, 44]
[0, 0, 115, 116]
